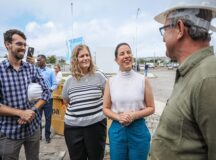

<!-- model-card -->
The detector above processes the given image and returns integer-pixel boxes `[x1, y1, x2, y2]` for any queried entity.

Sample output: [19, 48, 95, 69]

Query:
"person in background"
[150, 0, 216, 159]
[37, 54, 57, 143]
[103, 42, 155, 160]
[144, 63, 149, 77]
[0, 29, 50, 160]
[54, 64, 62, 84]
[62, 44, 107, 160]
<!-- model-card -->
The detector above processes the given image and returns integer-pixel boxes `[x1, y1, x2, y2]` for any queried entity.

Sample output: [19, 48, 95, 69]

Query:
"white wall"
[95, 46, 118, 73]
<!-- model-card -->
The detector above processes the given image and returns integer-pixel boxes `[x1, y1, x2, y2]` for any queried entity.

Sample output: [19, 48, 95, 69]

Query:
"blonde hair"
[70, 44, 96, 80]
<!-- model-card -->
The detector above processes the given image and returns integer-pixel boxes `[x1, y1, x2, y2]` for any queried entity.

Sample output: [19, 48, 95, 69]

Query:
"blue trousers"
[109, 119, 150, 160]
[39, 99, 53, 139]
[144, 69, 148, 77]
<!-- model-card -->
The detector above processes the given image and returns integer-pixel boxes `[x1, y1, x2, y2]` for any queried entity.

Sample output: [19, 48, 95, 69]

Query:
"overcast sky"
[0, 0, 216, 61]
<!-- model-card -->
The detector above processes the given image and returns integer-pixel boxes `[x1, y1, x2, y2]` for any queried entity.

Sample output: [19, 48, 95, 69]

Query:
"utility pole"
[135, 8, 140, 71]
[70, 2, 74, 38]
[94, 51, 96, 65]
[66, 2, 74, 64]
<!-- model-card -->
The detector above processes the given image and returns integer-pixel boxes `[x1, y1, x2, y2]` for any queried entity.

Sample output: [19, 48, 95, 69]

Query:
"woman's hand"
[118, 112, 134, 126]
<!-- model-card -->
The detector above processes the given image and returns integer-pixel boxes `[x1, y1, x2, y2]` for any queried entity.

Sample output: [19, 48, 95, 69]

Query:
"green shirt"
[150, 47, 216, 160]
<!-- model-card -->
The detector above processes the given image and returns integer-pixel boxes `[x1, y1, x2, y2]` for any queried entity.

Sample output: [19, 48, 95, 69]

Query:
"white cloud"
[21, 12, 166, 59]
[0, 0, 170, 59]
[1, 0, 216, 64]
[26, 22, 40, 32]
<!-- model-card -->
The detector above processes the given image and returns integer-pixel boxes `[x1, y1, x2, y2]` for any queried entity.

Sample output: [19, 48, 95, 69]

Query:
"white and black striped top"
[62, 71, 107, 126]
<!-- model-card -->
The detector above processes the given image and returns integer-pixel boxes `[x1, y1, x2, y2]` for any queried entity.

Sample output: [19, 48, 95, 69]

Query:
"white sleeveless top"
[109, 70, 145, 113]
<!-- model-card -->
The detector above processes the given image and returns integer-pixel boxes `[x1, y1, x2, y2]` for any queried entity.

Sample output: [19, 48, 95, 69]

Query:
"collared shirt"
[38, 66, 57, 92]
[0, 60, 50, 140]
[151, 46, 216, 160]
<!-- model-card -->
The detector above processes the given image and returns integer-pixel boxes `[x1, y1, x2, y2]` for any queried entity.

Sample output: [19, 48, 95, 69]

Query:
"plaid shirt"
[0, 59, 50, 140]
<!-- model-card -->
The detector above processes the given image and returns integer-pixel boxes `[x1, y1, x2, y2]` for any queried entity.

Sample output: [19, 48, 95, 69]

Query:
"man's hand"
[18, 109, 36, 124]
[17, 119, 27, 125]
[26, 56, 35, 64]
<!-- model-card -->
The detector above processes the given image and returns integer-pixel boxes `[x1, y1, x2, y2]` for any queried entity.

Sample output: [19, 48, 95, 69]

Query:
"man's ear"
[4, 42, 10, 50]
[176, 20, 185, 39]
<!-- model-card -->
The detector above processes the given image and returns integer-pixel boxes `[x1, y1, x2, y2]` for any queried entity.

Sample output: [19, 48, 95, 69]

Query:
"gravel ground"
[149, 68, 176, 103]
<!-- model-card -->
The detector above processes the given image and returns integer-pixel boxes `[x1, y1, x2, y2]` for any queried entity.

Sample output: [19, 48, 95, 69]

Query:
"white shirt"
[56, 71, 62, 84]
[109, 70, 145, 113]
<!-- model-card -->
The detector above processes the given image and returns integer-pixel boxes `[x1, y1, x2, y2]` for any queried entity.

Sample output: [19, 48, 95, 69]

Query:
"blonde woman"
[62, 44, 107, 160]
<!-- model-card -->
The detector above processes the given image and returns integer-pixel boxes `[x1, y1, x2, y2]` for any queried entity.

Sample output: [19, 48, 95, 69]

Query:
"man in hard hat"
[151, 1, 216, 160]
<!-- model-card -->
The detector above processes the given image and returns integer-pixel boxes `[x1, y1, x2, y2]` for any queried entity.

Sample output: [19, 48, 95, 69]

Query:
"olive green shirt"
[151, 46, 216, 160]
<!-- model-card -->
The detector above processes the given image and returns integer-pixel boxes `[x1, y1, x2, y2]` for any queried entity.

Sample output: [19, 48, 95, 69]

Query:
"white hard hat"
[28, 83, 43, 102]
[154, 0, 216, 31]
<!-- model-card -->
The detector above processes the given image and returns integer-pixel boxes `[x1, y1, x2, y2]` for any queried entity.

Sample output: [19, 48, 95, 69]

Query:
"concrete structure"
[95, 46, 118, 73]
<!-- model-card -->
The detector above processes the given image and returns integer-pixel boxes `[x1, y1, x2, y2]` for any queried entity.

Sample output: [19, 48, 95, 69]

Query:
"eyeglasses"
[12, 42, 27, 47]
[159, 24, 175, 36]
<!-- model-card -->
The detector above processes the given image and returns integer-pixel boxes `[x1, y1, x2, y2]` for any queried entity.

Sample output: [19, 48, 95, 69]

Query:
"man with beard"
[0, 29, 50, 160]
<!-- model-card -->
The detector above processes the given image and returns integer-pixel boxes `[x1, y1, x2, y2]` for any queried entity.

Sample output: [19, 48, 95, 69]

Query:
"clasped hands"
[118, 112, 135, 126]
[17, 109, 36, 125]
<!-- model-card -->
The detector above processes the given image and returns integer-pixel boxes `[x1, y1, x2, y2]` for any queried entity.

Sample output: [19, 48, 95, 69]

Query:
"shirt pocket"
[151, 138, 179, 160]
[157, 108, 184, 144]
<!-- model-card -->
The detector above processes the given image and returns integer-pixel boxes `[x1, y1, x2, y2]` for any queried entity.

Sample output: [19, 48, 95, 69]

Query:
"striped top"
[62, 71, 106, 126]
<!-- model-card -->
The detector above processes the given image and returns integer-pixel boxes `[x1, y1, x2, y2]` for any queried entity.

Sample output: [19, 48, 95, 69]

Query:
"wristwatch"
[31, 106, 38, 113]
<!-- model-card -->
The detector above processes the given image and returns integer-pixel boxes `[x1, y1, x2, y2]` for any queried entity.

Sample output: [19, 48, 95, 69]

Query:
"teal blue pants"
[108, 119, 150, 160]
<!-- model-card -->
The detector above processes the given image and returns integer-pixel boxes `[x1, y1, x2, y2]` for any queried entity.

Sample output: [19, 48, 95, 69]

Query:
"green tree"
[47, 55, 56, 64]
[170, 59, 177, 63]
[4, 54, 8, 58]
[139, 58, 145, 64]
[58, 59, 66, 66]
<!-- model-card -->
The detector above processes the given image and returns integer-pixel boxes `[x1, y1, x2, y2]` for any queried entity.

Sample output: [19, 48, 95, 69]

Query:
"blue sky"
[0, 0, 216, 62]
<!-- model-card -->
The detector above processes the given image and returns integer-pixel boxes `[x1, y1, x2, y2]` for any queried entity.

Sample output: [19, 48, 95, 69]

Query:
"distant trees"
[58, 59, 66, 66]
[46, 55, 56, 64]
[137, 57, 169, 67]
[139, 58, 145, 64]
[46, 55, 66, 66]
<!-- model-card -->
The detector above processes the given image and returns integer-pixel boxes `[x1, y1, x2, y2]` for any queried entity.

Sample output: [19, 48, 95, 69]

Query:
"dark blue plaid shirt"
[0, 59, 50, 140]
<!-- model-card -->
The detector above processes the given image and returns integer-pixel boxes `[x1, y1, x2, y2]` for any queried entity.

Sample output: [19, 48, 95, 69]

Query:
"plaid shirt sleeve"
[0, 60, 51, 140]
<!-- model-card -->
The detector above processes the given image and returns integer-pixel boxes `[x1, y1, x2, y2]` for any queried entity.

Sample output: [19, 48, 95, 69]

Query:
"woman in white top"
[54, 64, 62, 84]
[103, 42, 155, 160]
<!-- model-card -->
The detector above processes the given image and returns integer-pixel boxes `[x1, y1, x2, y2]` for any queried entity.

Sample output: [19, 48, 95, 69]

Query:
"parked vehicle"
[146, 63, 155, 68]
